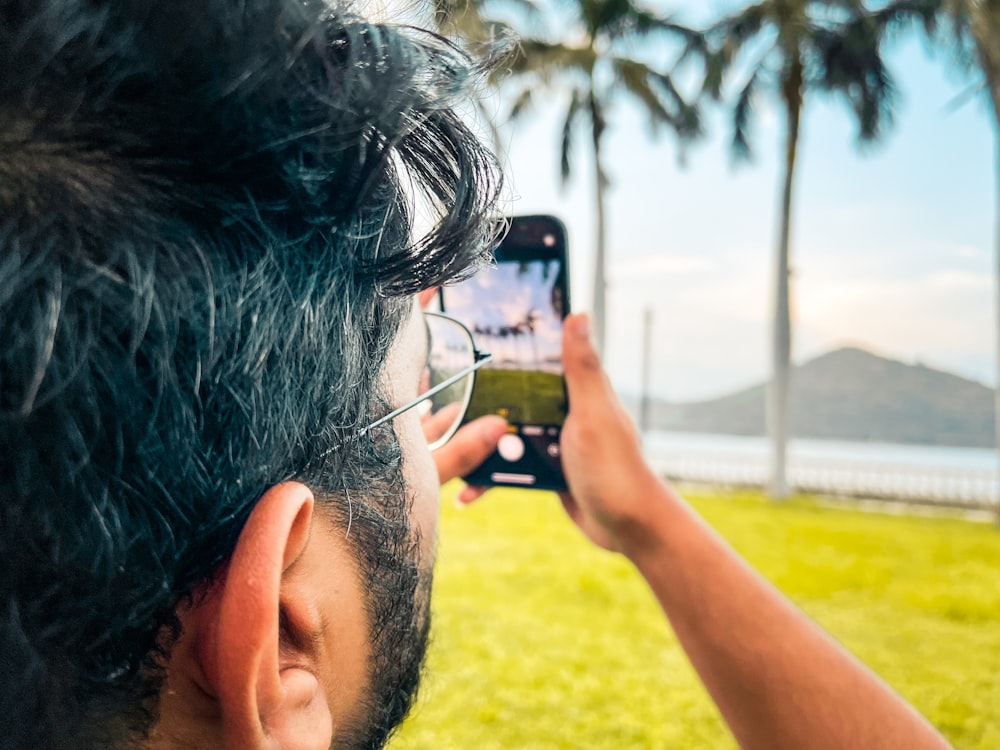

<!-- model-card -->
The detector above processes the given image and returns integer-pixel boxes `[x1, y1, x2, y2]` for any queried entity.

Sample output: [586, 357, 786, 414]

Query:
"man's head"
[0, 1, 501, 747]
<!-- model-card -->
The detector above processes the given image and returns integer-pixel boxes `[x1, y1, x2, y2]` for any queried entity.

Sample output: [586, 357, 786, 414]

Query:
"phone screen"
[440, 215, 568, 490]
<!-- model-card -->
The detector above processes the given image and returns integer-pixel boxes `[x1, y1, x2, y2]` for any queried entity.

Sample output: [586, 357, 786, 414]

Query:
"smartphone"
[439, 214, 569, 491]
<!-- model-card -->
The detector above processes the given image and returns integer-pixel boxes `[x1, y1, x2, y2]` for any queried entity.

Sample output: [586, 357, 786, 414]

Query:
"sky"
[478, 1, 995, 403]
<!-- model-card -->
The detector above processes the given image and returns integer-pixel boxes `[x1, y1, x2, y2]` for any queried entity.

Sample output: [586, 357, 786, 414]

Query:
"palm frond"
[868, 0, 941, 38]
[501, 38, 597, 81]
[812, 17, 896, 143]
[703, 0, 776, 108]
[588, 89, 610, 189]
[943, 79, 988, 113]
[647, 68, 703, 140]
[702, 47, 728, 99]
[613, 57, 702, 139]
[436, 0, 544, 47]
[579, 0, 631, 37]
[708, 0, 771, 62]
[609, 9, 705, 49]
[732, 67, 760, 162]
[433, 0, 490, 44]
[612, 59, 674, 132]
[508, 87, 534, 120]
[673, 37, 717, 89]
[560, 89, 583, 185]
[906, 0, 977, 74]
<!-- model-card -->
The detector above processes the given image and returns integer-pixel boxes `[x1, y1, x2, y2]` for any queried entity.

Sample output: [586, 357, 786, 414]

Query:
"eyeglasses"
[345, 311, 492, 451]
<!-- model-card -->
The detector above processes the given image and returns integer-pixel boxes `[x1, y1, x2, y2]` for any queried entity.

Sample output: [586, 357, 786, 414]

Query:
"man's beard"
[328, 484, 434, 750]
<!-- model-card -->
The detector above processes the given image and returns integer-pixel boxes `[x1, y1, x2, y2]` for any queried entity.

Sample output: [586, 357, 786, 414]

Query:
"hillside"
[643, 347, 995, 448]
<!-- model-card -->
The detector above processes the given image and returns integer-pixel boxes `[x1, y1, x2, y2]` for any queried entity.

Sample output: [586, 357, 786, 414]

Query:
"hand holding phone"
[438, 215, 569, 491]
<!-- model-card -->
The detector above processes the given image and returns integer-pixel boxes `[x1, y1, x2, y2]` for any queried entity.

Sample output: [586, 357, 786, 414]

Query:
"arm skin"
[557, 313, 953, 750]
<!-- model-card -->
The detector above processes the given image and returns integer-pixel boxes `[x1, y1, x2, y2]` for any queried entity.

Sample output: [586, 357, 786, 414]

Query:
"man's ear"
[205, 482, 333, 750]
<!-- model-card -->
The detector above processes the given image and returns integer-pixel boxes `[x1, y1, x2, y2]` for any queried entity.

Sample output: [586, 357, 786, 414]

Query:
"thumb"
[432, 415, 508, 484]
[562, 313, 610, 410]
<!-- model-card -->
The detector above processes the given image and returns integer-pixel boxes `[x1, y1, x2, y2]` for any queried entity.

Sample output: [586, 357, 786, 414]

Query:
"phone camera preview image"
[442, 253, 568, 490]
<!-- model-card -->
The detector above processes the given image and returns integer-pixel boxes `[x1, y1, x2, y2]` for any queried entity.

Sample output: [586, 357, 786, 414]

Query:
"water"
[644, 431, 998, 471]
[642, 431, 999, 507]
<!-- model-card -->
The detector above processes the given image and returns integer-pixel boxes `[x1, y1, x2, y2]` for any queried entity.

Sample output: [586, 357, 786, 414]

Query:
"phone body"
[438, 214, 569, 491]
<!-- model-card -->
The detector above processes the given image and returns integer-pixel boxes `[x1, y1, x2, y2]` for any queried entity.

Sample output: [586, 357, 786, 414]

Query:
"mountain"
[640, 347, 995, 448]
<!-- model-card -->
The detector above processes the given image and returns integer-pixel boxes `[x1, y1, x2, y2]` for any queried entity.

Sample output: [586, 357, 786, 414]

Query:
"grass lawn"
[387, 485, 1000, 750]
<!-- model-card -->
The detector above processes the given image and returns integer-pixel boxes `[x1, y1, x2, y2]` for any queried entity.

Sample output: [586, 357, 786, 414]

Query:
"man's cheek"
[398, 412, 440, 559]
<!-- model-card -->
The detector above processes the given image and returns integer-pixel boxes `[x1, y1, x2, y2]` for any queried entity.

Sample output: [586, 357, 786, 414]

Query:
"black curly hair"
[0, 1, 503, 747]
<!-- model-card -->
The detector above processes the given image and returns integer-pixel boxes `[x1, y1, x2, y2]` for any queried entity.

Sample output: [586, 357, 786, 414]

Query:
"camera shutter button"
[497, 433, 525, 462]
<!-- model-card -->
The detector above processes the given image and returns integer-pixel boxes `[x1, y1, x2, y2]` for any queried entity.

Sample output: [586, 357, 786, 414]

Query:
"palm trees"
[438, 0, 703, 356]
[707, 1, 911, 498]
[439, 0, 987, 502]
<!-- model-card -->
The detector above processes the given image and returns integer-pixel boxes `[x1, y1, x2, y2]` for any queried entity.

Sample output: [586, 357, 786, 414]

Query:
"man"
[1, 1, 501, 747]
[0, 1, 954, 749]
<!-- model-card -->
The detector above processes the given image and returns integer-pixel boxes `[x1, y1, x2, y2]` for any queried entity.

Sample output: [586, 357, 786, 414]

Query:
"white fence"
[642, 433, 999, 511]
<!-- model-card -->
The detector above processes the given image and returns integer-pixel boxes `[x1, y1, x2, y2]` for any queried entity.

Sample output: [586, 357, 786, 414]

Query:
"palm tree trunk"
[589, 89, 608, 358]
[769, 66, 803, 500]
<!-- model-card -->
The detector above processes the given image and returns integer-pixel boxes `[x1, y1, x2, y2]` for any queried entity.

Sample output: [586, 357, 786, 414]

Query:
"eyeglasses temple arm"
[358, 351, 493, 438]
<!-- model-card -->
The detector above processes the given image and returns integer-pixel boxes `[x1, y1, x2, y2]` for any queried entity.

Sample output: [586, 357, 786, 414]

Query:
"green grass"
[466, 368, 566, 424]
[387, 486, 1000, 750]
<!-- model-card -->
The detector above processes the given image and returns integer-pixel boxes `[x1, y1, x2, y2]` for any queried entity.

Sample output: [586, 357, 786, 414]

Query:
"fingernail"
[571, 314, 591, 340]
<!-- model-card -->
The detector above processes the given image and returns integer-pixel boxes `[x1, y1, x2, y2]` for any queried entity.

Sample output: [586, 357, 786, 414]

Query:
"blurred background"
[385, 1, 1000, 748]
[497, 4, 991, 405]
[423, 0, 999, 510]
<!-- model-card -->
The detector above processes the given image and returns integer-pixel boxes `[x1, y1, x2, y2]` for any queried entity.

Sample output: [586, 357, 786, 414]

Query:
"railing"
[645, 452, 999, 511]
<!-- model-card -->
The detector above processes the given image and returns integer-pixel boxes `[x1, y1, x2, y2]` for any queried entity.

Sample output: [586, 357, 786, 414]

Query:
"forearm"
[625, 479, 952, 750]
[556, 315, 950, 748]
